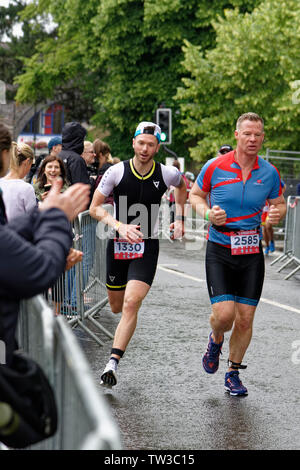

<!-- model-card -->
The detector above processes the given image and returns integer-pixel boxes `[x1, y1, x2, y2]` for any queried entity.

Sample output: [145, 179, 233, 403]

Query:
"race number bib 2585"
[230, 230, 260, 255]
[114, 239, 145, 260]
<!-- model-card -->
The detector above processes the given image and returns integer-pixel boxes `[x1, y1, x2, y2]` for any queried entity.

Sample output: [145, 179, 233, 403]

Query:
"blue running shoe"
[224, 371, 248, 396]
[264, 246, 269, 255]
[202, 332, 223, 374]
[269, 240, 275, 252]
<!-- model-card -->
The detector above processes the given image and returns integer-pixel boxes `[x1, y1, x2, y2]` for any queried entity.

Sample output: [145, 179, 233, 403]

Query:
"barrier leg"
[277, 257, 294, 273]
[77, 320, 106, 347]
[86, 315, 114, 340]
[284, 263, 300, 280]
[270, 253, 289, 266]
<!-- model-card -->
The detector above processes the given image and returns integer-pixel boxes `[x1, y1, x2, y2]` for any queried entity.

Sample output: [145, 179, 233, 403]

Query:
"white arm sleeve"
[161, 164, 182, 188]
[97, 162, 124, 197]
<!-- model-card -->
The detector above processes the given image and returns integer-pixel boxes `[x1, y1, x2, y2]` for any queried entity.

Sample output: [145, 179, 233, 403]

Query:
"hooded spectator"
[59, 122, 91, 188]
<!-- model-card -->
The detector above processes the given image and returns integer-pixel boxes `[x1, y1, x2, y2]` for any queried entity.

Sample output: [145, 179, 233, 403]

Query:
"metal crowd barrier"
[46, 198, 208, 343]
[159, 196, 208, 242]
[45, 205, 114, 347]
[16, 295, 122, 450]
[270, 196, 300, 280]
[46, 198, 209, 338]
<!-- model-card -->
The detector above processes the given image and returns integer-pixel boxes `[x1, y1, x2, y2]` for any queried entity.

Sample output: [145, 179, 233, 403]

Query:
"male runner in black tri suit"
[89, 121, 187, 387]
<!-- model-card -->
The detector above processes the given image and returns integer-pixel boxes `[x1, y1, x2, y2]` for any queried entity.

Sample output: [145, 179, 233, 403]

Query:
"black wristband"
[175, 215, 185, 221]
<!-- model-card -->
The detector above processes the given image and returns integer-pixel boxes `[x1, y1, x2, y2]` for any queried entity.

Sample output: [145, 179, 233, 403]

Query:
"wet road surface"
[78, 239, 300, 450]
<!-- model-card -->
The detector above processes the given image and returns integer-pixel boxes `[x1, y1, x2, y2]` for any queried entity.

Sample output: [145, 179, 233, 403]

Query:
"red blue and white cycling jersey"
[196, 151, 282, 247]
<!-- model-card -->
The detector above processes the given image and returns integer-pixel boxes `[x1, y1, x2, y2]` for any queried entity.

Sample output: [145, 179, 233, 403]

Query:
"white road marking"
[157, 265, 300, 314]
[260, 298, 300, 314]
[157, 265, 205, 283]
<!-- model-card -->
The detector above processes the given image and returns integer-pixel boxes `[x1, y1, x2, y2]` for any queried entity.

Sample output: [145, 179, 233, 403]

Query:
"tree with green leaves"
[176, 0, 300, 163]
[14, 0, 261, 160]
[0, 0, 55, 101]
[11, 0, 99, 123]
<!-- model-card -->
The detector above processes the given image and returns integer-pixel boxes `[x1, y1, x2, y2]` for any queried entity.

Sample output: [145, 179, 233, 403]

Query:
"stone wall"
[0, 103, 16, 137]
[0, 102, 50, 140]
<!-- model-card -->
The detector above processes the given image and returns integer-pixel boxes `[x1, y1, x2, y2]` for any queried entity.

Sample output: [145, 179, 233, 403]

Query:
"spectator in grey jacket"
[0, 123, 90, 365]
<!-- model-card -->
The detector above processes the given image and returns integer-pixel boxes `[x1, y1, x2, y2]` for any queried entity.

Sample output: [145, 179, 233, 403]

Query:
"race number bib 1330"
[230, 230, 260, 255]
[114, 239, 145, 260]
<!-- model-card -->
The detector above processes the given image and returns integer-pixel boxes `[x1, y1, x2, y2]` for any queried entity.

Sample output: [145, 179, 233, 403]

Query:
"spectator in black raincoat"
[59, 122, 95, 200]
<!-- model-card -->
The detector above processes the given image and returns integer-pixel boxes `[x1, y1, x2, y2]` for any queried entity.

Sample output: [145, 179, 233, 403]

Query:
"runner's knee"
[110, 302, 122, 314]
[123, 294, 142, 314]
[108, 291, 124, 314]
[211, 305, 235, 331]
[234, 314, 254, 332]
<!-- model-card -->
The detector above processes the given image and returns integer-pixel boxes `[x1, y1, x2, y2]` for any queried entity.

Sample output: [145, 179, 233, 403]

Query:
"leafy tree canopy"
[176, 0, 300, 162]
[0, 0, 52, 100]
[13, 0, 261, 160]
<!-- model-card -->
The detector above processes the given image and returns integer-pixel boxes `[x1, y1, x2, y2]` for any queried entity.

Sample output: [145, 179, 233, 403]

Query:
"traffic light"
[156, 108, 172, 145]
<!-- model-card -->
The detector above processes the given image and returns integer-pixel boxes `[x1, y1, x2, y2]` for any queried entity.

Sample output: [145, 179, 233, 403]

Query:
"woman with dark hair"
[33, 155, 82, 314]
[93, 139, 114, 204]
[33, 155, 69, 202]
[93, 139, 113, 174]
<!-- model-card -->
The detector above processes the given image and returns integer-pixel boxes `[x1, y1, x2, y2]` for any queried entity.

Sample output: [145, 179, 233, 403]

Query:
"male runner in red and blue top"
[190, 112, 286, 396]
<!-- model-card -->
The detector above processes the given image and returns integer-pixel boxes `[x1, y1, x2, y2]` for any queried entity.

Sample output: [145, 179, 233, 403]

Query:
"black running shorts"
[106, 238, 159, 290]
[205, 240, 265, 306]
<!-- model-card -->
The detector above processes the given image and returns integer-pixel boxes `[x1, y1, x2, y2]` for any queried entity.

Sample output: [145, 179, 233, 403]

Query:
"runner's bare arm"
[89, 190, 143, 243]
[174, 176, 187, 216]
[267, 194, 287, 225]
[189, 183, 227, 225]
[189, 184, 210, 218]
[89, 189, 116, 226]
[171, 176, 187, 239]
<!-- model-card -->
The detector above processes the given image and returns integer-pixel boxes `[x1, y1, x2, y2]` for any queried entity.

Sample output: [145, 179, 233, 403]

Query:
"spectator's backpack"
[0, 352, 57, 448]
